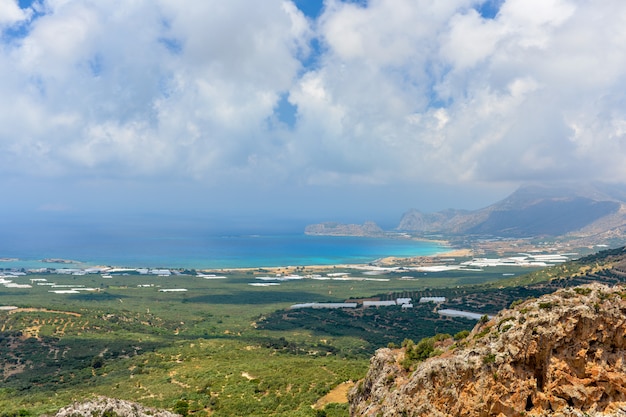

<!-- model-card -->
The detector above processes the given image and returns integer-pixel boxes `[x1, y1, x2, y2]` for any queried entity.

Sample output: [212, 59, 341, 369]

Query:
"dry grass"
[312, 381, 355, 410]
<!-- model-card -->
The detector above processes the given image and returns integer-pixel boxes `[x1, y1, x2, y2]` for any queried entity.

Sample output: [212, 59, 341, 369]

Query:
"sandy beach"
[199, 245, 474, 275]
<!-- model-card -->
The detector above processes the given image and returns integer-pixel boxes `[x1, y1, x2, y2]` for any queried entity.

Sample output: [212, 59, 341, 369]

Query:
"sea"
[0, 217, 444, 270]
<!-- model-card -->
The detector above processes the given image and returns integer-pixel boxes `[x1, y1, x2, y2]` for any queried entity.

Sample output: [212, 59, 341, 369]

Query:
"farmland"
[0, 256, 573, 416]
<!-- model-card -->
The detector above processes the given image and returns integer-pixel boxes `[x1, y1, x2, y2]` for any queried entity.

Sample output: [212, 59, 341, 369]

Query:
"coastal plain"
[0, 248, 579, 417]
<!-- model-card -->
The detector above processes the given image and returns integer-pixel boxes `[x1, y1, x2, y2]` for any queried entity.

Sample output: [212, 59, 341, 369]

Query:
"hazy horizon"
[2, 0, 626, 234]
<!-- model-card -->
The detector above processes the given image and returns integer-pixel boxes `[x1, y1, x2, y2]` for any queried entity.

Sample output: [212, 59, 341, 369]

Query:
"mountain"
[398, 183, 626, 239]
[349, 283, 626, 416]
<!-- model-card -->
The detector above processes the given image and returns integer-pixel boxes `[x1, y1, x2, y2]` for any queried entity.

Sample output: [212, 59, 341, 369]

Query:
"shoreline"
[0, 248, 473, 276]
[201, 247, 467, 274]
[0, 236, 467, 274]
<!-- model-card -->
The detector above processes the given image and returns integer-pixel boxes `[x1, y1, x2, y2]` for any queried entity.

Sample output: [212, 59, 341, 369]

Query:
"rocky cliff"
[45, 397, 180, 417]
[349, 283, 626, 416]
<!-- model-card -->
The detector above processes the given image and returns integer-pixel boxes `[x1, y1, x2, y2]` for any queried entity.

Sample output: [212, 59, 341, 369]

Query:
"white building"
[419, 296, 446, 303]
[363, 300, 397, 307]
[290, 302, 357, 309]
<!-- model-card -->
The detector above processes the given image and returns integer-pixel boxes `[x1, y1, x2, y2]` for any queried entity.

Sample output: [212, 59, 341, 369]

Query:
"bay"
[0, 229, 444, 270]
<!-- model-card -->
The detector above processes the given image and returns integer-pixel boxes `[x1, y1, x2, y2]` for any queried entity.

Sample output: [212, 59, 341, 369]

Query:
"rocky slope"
[349, 283, 626, 416]
[398, 183, 626, 239]
[44, 397, 180, 417]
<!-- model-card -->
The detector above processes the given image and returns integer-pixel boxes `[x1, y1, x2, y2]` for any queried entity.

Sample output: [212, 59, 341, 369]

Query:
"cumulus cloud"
[0, 0, 31, 28]
[1, 0, 626, 198]
[291, 0, 626, 185]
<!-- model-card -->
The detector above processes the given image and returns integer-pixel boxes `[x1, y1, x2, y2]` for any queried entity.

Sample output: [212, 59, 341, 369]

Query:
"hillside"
[349, 283, 626, 416]
[398, 183, 626, 239]
[4, 247, 626, 416]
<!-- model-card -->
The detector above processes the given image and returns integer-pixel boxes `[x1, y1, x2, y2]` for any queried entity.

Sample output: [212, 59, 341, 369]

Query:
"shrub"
[400, 357, 412, 371]
[91, 356, 104, 369]
[409, 338, 434, 362]
[498, 317, 514, 326]
[500, 324, 513, 332]
[483, 353, 496, 364]
[474, 328, 490, 339]
[574, 287, 592, 296]
[432, 333, 451, 342]
[454, 330, 470, 340]
[173, 400, 189, 416]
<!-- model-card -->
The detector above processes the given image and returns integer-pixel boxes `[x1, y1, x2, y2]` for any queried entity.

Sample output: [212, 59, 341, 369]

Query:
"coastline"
[0, 235, 457, 273]
[205, 237, 465, 273]
[0, 250, 472, 277]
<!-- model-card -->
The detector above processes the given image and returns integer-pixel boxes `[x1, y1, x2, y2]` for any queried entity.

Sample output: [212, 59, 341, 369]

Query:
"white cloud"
[290, 0, 626, 185]
[0, 0, 30, 28]
[1, 0, 626, 209]
[0, 0, 310, 181]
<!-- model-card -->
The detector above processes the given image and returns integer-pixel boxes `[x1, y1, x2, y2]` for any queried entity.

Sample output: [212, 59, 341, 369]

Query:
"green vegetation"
[399, 333, 451, 370]
[1, 246, 625, 415]
[482, 353, 496, 365]
[0, 267, 506, 416]
[453, 330, 470, 340]
[258, 303, 474, 354]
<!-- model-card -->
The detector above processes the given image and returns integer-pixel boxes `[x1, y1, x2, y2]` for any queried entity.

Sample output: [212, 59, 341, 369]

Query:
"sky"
[1, 0, 626, 229]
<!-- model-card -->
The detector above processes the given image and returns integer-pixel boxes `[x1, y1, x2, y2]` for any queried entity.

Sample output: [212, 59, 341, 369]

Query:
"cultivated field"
[0, 261, 553, 416]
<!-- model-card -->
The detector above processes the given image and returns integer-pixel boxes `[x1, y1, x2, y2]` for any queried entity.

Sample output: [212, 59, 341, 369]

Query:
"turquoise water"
[0, 231, 444, 269]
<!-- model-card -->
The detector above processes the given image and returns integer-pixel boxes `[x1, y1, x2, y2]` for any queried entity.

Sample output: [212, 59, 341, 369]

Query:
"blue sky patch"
[292, 0, 324, 19]
[158, 37, 183, 55]
[475, 0, 503, 19]
[18, 0, 36, 8]
[274, 93, 298, 129]
[86, 54, 103, 77]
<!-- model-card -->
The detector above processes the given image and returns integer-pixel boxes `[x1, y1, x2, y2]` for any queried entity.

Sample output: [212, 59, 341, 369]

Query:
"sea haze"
[0, 214, 443, 269]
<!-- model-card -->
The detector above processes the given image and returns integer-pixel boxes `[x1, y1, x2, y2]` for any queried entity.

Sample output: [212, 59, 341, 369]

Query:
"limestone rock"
[350, 284, 626, 416]
[47, 396, 180, 417]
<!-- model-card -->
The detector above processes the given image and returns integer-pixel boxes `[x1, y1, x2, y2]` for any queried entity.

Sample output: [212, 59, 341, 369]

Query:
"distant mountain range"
[398, 183, 626, 238]
[307, 183, 626, 242]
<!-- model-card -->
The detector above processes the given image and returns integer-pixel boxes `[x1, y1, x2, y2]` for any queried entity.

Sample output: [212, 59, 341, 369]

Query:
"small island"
[304, 221, 385, 237]
[41, 258, 79, 264]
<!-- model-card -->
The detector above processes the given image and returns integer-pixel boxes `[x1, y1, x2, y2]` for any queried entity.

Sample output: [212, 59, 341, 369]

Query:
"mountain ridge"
[303, 183, 626, 242]
[398, 183, 626, 239]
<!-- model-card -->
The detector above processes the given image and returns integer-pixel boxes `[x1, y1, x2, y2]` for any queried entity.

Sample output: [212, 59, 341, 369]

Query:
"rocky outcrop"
[47, 397, 180, 417]
[305, 221, 384, 237]
[350, 284, 626, 416]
